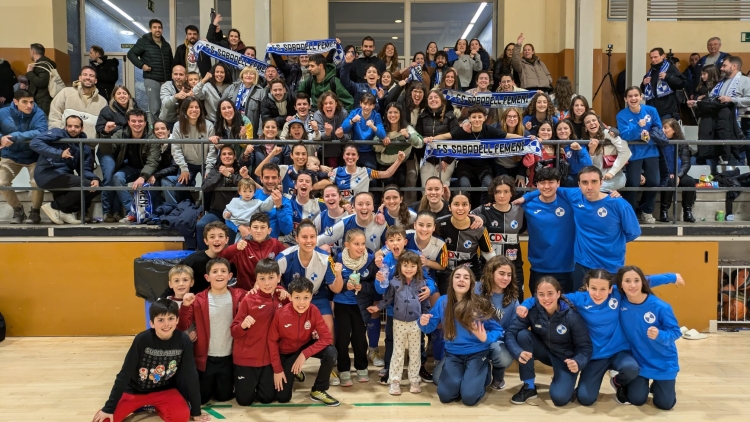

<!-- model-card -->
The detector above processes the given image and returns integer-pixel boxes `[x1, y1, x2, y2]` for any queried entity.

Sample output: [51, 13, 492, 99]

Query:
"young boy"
[178, 258, 247, 404]
[186, 71, 201, 89]
[162, 265, 198, 342]
[221, 213, 287, 290]
[306, 156, 331, 183]
[268, 276, 339, 406]
[181, 222, 235, 293]
[223, 178, 275, 239]
[231, 259, 290, 406]
[92, 299, 208, 422]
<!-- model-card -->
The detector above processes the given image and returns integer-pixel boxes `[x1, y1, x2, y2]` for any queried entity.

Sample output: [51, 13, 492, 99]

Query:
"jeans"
[434, 350, 492, 406]
[515, 330, 577, 407]
[112, 165, 142, 212]
[455, 161, 493, 205]
[576, 350, 639, 406]
[144, 78, 163, 122]
[489, 341, 514, 382]
[601, 171, 626, 192]
[624, 157, 660, 214]
[628, 377, 676, 410]
[97, 152, 120, 215]
[196, 211, 237, 250]
[173, 164, 202, 204]
[160, 175, 180, 205]
[529, 269, 574, 294]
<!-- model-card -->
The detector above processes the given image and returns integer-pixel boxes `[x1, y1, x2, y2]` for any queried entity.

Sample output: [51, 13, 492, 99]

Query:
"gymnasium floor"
[1, 332, 748, 422]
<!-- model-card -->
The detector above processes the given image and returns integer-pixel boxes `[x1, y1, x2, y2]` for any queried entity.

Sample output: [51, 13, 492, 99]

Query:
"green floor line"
[200, 407, 226, 419]
[204, 404, 233, 408]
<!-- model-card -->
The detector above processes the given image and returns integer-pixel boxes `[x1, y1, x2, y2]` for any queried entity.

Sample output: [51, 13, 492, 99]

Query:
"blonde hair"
[239, 66, 259, 84]
[238, 177, 258, 192]
[168, 264, 194, 281]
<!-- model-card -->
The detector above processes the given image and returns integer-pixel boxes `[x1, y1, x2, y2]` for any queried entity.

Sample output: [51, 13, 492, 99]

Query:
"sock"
[431, 329, 445, 361]
[524, 379, 536, 390]
[367, 317, 381, 348]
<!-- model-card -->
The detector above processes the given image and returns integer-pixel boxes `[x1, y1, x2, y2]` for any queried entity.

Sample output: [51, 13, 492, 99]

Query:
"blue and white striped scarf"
[265, 39, 344, 65]
[192, 40, 268, 73]
[643, 61, 673, 101]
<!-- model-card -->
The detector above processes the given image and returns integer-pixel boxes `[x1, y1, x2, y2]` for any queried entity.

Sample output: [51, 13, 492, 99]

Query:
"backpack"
[35, 62, 66, 97]
[130, 184, 154, 224]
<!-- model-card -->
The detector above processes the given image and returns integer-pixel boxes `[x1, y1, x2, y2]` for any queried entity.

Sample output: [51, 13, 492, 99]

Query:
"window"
[329, 2, 405, 58]
[608, 0, 750, 20]
[411, 2, 492, 57]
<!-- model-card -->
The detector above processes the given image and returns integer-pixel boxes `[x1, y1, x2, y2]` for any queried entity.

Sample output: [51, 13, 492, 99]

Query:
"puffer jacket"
[95, 102, 130, 140]
[221, 82, 265, 137]
[48, 83, 107, 140]
[110, 126, 162, 178]
[202, 162, 242, 213]
[25, 56, 56, 114]
[415, 106, 458, 165]
[91, 56, 119, 100]
[505, 299, 592, 372]
[151, 140, 179, 182]
[0, 59, 16, 103]
[511, 43, 552, 90]
[312, 108, 350, 160]
[30, 128, 98, 185]
[127, 33, 173, 82]
[0, 103, 47, 164]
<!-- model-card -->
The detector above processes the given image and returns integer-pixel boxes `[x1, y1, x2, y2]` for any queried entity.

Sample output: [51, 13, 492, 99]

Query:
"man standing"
[159, 65, 189, 130]
[25, 43, 56, 115]
[351, 36, 386, 83]
[715, 56, 750, 145]
[693, 37, 730, 93]
[173, 25, 211, 77]
[641, 48, 686, 120]
[0, 89, 47, 223]
[89, 45, 119, 100]
[127, 19, 173, 121]
[683, 53, 701, 100]
[30, 116, 100, 225]
[298, 54, 353, 111]
[109, 109, 161, 223]
[48, 66, 107, 139]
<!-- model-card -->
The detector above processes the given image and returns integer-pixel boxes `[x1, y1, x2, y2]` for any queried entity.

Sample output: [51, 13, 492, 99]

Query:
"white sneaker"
[639, 213, 655, 224]
[41, 203, 63, 225]
[368, 347, 385, 367]
[60, 211, 81, 224]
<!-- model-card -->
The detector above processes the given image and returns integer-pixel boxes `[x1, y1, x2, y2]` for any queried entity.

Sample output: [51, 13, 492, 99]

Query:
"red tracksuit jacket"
[267, 303, 332, 374]
[230, 289, 289, 367]
[177, 287, 247, 371]
[220, 238, 287, 290]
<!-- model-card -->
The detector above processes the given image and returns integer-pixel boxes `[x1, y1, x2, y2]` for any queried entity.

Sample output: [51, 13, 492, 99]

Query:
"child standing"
[231, 259, 290, 406]
[92, 299, 208, 422]
[268, 277, 340, 406]
[369, 251, 430, 395]
[178, 258, 247, 404]
[162, 265, 198, 342]
[221, 212, 286, 290]
[419, 267, 503, 406]
[617, 265, 681, 410]
[181, 222, 234, 293]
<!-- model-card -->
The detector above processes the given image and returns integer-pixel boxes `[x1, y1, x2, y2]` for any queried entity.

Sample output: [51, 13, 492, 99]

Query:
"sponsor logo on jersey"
[556, 324, 568, 334]
[491, 220, 499, 227]
[341, 189, 353, 197]
[644, 312, 656, 324]
[534, 210, 542, 214]
[489, 233, 518, 244]
[598, 207, 608, 217]
[325, 227, 333, 236]
[268, 252, 276, 259]
[362, 269, 369, 277]
[284, 324, 292, 328]
[506, 249, 518, 260]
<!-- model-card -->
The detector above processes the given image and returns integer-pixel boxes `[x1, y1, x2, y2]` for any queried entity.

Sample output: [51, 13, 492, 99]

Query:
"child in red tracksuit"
[221, 212, 286, 290]
[268, 276, 340, 406]
[178, 258, 247, 404]
[230, 258, 290, 406]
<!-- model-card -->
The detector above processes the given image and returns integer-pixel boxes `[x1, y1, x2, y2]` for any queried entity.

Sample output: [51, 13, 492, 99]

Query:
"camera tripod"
[592, 46, 620, 112]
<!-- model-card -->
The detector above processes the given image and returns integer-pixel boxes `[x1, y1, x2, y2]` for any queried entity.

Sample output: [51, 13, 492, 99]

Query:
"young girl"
[368, 251, 430, 395]
[616, 265, 681, 410]
[419, 266, 502, 406]
[471, 176, 526, 298]
[412, 176, 451, 218]
[334, 229, 377, 386]
[505, 276, 592, 406]
[554, 119, 592, 186]
[495, 107, 527, 183]
[313, 184, 352, 256]
[523, 92, 558, 136]
[569, 95, 591, 140]
[341, 93, 387, 169]
[317, 191, 388, 254]
[435, 191, 495, 295]
[522, 120, 561, 187]
[583, 111, 631, 192]
[479, 256, 520, 390]
[658, 118, 696, 223]
[518, 268, 682, 406]
[377, 185, 417, 228]
[327, 143, 405, 203]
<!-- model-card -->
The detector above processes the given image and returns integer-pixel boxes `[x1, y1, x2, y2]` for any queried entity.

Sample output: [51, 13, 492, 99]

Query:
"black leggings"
[334, 303, 368, 372]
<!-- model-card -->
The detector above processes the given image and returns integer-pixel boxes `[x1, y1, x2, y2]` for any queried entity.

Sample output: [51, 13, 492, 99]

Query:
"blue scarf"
[192, 40, 268, 73]
[405, 65, 423, 83]
[235, 85, 250, 112]
[424, 138, 541, 160]
[442, 89, 534, 109]
[711, 71, 742, 98]
[265, 39, 344, 66]
[643, 61, 673, 101]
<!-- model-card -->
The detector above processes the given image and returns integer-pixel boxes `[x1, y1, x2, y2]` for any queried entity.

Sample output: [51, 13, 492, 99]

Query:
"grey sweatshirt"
[192, 81, 229, 123]
[170, 120, 217, 172]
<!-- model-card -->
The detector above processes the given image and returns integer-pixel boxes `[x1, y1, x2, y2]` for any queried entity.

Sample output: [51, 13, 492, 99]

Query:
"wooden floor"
[1, 332, 748, 422]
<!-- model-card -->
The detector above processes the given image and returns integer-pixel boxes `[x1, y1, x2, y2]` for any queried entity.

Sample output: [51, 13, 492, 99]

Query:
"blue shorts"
[312, 294, 332, 315]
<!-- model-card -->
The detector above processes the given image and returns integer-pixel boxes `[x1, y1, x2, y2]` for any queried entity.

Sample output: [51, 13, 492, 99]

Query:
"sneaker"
[639, 213, 656, 224]
[120, 215, 136, 224]
[419, 366, 433, 383]
[510, 383, 538, 405]
[338, 371, 353, 387]
[60, 211, 81, 224]
[610, 377, 630, 405]
[26, 207, 41, 224]
[295, 371, 306, 382]
[10, 207, 26, 224]
[378, 368, 388, 378]
[41, 203, 63, 225]
[410, 382, 421, 394]
[103, 213, 117, 223]
[329, 370, 340, 386]
[491, 379, 506, 390]
[388, 381, 402, 396]
[368, 347, 385, 367]
[310, 390, 340, 407]
[356, 369, 370, 383]
[379, 373, 389, 385]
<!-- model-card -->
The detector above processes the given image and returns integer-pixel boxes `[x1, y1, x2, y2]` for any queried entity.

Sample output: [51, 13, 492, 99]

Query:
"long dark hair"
[439, 68, 461, 91]
[481, 256, 519, 307]
[615, 265, 653, 296]
[524, 92, 557, 120]
[214, 99, 244, 139]
[418, 176, 445, 213]
[177, 97, 207, 135]
[553, 119, 578, 140]
[662, 118, 684, 141]
[582, 268, 614, 291]
[536, 276, 576, 310]
[502, 42, 515, 67]
[571, 95, 591, 123]
[443, 267, 496, 341]
[552, 76, 574, 114]
[384, 103, 408, 132]
[383, 185, 411, 227]
[209, 62, 233, 91]
[697, 64, 720, 94]
[395, 251, 424, 284]
[405, 82, 427, 113]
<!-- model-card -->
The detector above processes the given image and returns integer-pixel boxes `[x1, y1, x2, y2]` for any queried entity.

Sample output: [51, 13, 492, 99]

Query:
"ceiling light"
[131, 21, 149, 33]
[120, 30, 134, 35]
[103, 0, 134, 21]
[392, 36, 399, 39]
[395, 20, 402, 23]
[461, 2, 487, 39]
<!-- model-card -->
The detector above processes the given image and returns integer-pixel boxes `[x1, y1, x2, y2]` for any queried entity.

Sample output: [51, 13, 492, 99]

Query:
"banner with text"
[443, 89, 534, 109]
[425, 138, 541, 159]
[192, 40, 268, 73]
[265, 39, 344, 65]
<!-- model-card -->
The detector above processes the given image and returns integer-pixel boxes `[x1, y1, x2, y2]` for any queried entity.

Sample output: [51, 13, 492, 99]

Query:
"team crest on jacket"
[362, 269, 369, 277]
[510, 220, 518, 229]
[304, 320, 311, 330]
[463, 240, 473, 248]
[644, 312, 656, 324]
[556, 324, 567, 334]
[597, 207, 608, 217]
[268, 252, 276, 259]
[555, 207, 565, 217]
[609, 298, 618, 309]
[325, 227, 333, 236]
[491, 220, 499, 227]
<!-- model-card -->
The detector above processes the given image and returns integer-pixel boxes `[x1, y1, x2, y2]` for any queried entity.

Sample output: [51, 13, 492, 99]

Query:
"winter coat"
[192, 81, 230, 123]
[90, 56, 119, 100]
[202, 162, 242, 213]
[206, 23, 246, 81]
[173, 41, 212, 76]
[150, 141, 179, 182]
[693, 52, 730, 92]
[297, 63, 354, 111]
[151, 200, 203, 248]
[260, 90, 296, 131]
[25, 55, 56, 114]
[0, 59, 16, 104]
[270, 53, 307, 92]
[0, 103, 47, 164]
[110, 126, 162, 178]
[30, 128, 98, 186]
[221, 82, 265, 136]
[640, 61, 686, 118]
[470, 48, 491, 87]
[312, 108, 350, 160]
[662, 144, 691, 179]
[95, 102, 130, 141]
[48, 83, 107, 139]
[415, 107, 458, 165]
[492, 58, 521, 90]
[511, 44, 552, 90]
[127, 33, 174, 82]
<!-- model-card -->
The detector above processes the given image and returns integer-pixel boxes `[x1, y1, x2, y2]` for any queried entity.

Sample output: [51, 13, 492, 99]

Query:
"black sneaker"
[510, 383, 538, 405]
[11, 207, 26, 224]
[419, 366, 433, 383]
[611, 377, 630, 404]
[26, 207, 41, 224]
[295, 371, 306, 382]
[379, 373, 389, 385]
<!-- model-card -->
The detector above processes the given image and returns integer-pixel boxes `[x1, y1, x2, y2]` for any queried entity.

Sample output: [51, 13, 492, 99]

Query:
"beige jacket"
[511, 43, 553, 90]
[48, 82, 107, 139]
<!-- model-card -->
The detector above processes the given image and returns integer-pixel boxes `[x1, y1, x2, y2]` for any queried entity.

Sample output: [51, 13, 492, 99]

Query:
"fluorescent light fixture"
[392, 36, 399, 39]
[395, 19, 402, 23]
[120, 30, 134, 35]
[131, 21, 149, 33]
[103, 0, 149, 33]
[461, 2, 487, 39]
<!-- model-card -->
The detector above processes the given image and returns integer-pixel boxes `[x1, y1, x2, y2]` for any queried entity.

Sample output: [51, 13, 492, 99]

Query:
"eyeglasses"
[506, 115, 519, 120]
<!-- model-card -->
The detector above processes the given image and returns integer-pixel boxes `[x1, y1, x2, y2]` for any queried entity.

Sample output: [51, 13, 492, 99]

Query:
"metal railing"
[2, 138, 749, 225]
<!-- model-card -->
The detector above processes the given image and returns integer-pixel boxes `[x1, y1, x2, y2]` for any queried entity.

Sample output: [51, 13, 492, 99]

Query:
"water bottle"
[378, 266, 390, 289]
